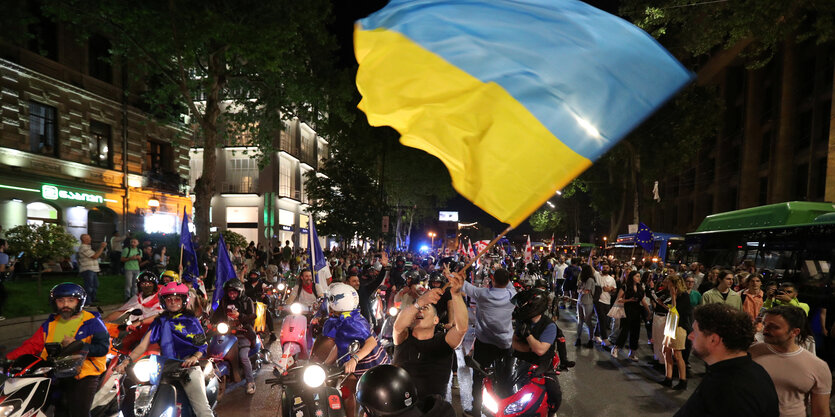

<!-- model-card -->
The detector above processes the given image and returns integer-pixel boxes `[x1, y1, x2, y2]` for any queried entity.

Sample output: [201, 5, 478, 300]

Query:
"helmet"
[50, 283, 87, 314]
[137, 270, 159, 293]
[328, 283, 359, 312]
[511, 288, 549, 322]
[247, 270, 261, 281]
[356, 365, 418, 417]
[428, 270, 444, 285]
[403, 270, 421, 287]
[158, 282, 190, 310]
[224, 279, 245, 296]
[395, 256, 406, 266]
[161, 270, 179, 283]
[534, 279, 548, 289]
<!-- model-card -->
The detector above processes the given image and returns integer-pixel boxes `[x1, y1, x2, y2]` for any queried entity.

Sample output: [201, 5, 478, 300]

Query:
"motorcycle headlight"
[32, 366, 53, 375]
[482, 388, 499, 414]
[217, 323, 229, 334]
[290, 303, 303, 315]
[0, 402, 21, 417]
[388, 307, 398, 317]
[277, 283, 286, 291]
[303, 365, 327, 388]
[133, 358, 156, 383]
[503, 392, 533, 415]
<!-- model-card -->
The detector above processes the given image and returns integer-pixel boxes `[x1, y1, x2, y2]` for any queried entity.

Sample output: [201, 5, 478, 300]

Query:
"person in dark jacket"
[347, 254, 389, 327]
[210, 279, 258, 394]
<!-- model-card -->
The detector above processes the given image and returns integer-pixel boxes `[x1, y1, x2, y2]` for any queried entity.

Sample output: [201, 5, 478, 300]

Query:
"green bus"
[684, 201, 835, 299]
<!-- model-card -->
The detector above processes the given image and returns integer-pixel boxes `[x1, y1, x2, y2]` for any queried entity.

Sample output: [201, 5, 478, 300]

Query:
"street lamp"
[428, 232, 436, 248]
[603, 236, 607, 250]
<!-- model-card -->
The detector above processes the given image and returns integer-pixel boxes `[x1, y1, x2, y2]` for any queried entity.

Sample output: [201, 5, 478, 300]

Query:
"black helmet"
[137, 271, 159, 293]
[356, 365, 418, 417]
[511, 288, 549, 322]
[403, 270, 421, 287]
[224, 279, 245, 295]
[428, 270, 444, 286]
[535, 279, 548, 289]
[50, 282, 87, 314]
[395, 256, 406, 266]
[247, 270, 261, 281]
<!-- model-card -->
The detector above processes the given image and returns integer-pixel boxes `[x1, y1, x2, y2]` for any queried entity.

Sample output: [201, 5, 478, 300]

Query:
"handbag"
[607, 301, 626, 319]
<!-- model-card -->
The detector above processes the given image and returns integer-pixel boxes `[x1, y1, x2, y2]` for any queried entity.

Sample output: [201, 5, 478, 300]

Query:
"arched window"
[27, 202, 59, 225]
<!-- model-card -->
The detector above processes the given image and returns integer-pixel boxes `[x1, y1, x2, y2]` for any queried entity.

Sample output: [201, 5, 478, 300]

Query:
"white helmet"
[328, 283, 359, 312]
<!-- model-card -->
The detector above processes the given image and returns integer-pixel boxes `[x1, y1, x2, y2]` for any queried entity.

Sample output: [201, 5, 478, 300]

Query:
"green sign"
[42, 184, 104, 204]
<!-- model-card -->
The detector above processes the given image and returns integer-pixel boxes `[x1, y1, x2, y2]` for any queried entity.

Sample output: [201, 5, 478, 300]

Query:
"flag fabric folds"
[179, 208, 199, 286]
[524, 236, 532, 265]
[308, 216, 331, 295]
[636, 222, 655, 253]
[355, 0, 693, 227]
[212, 233, 237, 311]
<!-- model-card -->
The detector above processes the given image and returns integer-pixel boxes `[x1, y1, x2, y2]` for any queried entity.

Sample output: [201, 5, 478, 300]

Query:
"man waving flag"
[355, 0, 693, 228]
[308, 216, 331, 295]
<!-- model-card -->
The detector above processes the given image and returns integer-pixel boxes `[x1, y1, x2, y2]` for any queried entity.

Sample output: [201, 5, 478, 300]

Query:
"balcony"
[142, 171, 187, 195]
[221, 179, 258, 194]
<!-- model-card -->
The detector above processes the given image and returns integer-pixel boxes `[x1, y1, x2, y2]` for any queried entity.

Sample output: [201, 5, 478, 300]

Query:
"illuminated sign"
[41, 185, 104, 204]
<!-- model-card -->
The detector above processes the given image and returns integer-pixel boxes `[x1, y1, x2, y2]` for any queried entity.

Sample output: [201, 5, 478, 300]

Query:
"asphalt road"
[215, 306, 704, 417]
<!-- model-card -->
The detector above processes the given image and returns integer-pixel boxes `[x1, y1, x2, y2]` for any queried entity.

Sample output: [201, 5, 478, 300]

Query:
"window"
[27, 6, 57, 61]
[27, 202, 59, 225]
[89, 121, 112, 168]
[224, 156, 258, 193]
[29, 102, 58, 156]
[279, 157, 292, 197]
[146, 141, 172, 173]
[88, 34, 112, 83]
[301, 133, 314, 164]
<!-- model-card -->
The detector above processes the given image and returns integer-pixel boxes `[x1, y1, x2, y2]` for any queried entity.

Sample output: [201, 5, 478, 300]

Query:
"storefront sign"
[300, 228, 309, 234]
[280, 225, 293, 231]
[42, 185, 103, 204]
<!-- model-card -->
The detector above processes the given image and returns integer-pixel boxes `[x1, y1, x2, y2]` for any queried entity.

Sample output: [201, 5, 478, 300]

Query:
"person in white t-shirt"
[593, 262, 618, 346]
[553, 257, 568, 309]
[750, 305, 831, 417]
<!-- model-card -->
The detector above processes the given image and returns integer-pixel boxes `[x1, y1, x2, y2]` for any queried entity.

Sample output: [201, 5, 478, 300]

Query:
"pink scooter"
[276, 302, 314, 372]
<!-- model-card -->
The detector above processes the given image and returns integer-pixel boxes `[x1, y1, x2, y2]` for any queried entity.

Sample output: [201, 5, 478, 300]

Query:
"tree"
[5, 224, 77, 294]
[210, 230, 248, 252]
[529, 209, 564, 234]
[43, 0, 349, 246]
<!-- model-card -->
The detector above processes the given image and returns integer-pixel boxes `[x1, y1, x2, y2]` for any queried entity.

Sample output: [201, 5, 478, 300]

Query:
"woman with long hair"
[660, 274, 691, 390]
[575, 263, 597, 348]
[612, 271, 648, 361]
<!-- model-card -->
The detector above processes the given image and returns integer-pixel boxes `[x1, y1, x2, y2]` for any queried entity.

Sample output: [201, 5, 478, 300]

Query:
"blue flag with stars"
[179, 208, 199, 288]
[213, 233, 237, 311]
[636, 222, 654, 253]
[148, 313, 208, 359]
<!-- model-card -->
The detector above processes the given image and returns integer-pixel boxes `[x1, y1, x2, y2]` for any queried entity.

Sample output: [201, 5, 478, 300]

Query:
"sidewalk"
[0, 303, 124, 354]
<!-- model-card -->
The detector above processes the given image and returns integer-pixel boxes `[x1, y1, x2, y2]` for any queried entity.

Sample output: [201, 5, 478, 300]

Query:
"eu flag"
[636, 222, 654, 253]
[308, 216, 331, 294]
[212, 233, 237, 311]
[179, 208, 199, 286]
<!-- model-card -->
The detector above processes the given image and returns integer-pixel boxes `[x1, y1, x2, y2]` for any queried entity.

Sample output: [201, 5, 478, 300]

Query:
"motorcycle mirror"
[348, 341, 361, 354]
[130, 309, 143, 316]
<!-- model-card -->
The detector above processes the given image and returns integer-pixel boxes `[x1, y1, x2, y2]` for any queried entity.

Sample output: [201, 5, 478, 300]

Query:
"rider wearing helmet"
[116, 282, 212, 417]
[160, 269, 179, 285]
[210, 279, 258, 394]
[244, 271, 277, 342]
[6, 283, 109, 417]
[104, 271, 164, 350]
[323, 283, 390, 417]
[511, 288, 563, 415]
[356, 364, 455, 417]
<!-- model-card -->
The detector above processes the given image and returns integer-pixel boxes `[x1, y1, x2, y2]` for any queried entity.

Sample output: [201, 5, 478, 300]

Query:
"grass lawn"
[3, 273, 126, 318]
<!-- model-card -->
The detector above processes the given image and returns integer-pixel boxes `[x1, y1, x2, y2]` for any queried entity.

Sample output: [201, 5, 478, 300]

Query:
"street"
[216, 307, 702, 417]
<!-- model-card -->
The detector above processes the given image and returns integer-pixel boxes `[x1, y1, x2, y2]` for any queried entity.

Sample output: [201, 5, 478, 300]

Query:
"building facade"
[648, 40, 835, 233]
[0, 22, 192, 245]
[189, 118, 331, 251]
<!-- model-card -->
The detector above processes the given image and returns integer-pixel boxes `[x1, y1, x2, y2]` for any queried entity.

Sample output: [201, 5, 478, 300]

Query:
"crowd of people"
[1, 235, 834, 417]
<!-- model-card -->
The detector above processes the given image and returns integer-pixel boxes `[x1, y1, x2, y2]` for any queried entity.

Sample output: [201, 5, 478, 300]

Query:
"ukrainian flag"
[355, 0, 693, 227]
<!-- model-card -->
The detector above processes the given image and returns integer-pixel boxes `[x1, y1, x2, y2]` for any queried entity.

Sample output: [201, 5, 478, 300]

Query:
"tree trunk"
[610, 165, 627, 238]
[738, 68, 763, 208]
[194, 51, 225, 247]
[771, 36, 798, 202]
[405, 209, 414, 251]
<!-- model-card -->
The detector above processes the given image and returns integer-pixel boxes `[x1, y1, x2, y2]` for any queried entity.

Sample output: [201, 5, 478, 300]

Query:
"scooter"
[267, 339, 359, 417]
[377, 306, 399, 356]
[131, 355, 220, 417]
[0, 341, 88, 417]
[206, 321, 268, 398]
[466, 355, 550, 417]
[276, 302, 315, 372]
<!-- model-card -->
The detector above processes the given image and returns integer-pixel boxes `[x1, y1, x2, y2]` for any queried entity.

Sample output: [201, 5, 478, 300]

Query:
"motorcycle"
[206, 321, 268, 397]
[377, 306, 399, 356]
[466, 355, 550, 417]
[131, 355, 220, 417]
[0, 341, 88, 417]
[266, 339, 359, 417]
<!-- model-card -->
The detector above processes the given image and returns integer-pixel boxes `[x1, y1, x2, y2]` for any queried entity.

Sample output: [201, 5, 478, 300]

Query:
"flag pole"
[442, 225, 514, 291]
[179, 243, 184, 274]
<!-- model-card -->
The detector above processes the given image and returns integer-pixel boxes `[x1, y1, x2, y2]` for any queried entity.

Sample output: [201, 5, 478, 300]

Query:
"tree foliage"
[6, 224, 77, 267]
[210, 230, 248, 251]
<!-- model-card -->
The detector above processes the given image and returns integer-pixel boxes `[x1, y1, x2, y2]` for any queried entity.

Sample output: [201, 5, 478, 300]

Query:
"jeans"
[182, 366, 214, 417]
[124, 270, 141, 300]
[55, 375, 100, 417]
[238, 336, 255, 384]
[576, 303, 595, 342]
[81, 270, 98, 302]
[594, 301, 612, 340]
[471, 339, 510, 416]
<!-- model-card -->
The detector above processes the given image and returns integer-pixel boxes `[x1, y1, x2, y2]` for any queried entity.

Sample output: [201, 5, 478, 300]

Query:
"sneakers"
[628, 350, 639, 362]
[610, 347, 619, 358]
[246, 382, 256, 395]
[557, 360, 575, 371]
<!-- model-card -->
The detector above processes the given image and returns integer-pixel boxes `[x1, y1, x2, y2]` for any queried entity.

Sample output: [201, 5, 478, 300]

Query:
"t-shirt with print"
[750, 342, 831, 417]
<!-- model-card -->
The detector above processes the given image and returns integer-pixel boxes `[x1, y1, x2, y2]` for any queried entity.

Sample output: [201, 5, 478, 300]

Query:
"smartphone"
[17, 251, 24, 258]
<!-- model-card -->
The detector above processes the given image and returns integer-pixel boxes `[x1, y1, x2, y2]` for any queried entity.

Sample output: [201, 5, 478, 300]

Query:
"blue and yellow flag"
[636, 222, 654, 253]
[355, 0, 693, 227]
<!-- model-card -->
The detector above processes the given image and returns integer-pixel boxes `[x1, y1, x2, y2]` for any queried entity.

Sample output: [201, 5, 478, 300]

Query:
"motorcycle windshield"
[491, 356, 533, 399]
